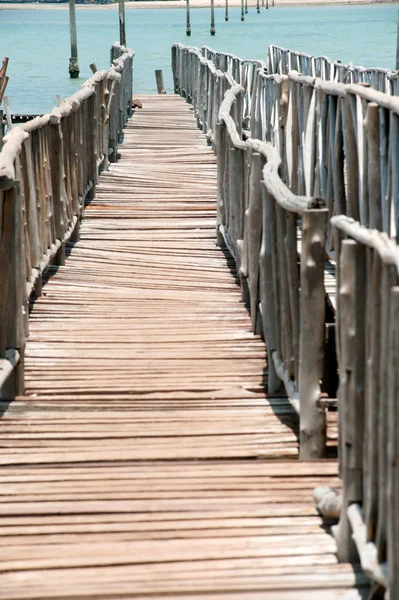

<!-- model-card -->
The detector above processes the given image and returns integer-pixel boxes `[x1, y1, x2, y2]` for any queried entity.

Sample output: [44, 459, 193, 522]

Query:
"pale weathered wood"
[298, 208, 328, 459]
[333, 239, 366, 563]
[68, 0, 79, 78]
[387, 287, 399, 595]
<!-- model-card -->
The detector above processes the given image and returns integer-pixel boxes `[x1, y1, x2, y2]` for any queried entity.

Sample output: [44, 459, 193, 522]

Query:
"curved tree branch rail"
[0, 43, 134, 399]
[173, 42, 399, 596]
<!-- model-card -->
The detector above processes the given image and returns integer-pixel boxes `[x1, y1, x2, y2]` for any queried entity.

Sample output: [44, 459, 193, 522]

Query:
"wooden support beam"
[119, 0, 126, 47]
[0, 57, 9, 104]
[2, 96, 12, 132]
[68, 0, 80, 78]
[210, 0, 215, 36]
[298, 208, 328, 460]
[155, 70, 166, 95]
[396, 9, 399, 70]
[186, 0, 191, 35]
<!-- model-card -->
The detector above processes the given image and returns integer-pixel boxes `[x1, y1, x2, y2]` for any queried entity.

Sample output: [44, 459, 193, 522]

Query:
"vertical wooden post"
[298, 208, 328, 459]
[210, 0, 215, 35]
[0, 110, 4, 147]
[119, 0, 126, 47]
[387, 287, 399, 594]
[396, 9, 399, 70]
[259, 183, 282, 394]
[225, 0, 228, 21]
[155, 70, 166, 94]
[4, 182, 26, 398]
[68, 0, 80, 79]
[215, 122, 226, 248]
[245, 0, 248, 13]
[246, 152, 263, 333]
[256, 0, 260, 13]
[333, 238, 366, 563]
[241, 0, 245, 21]
[186, 0, 191, 35]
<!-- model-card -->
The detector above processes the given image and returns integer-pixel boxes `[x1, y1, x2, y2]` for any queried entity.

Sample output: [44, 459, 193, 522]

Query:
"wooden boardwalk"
[0, 95, 367, 599]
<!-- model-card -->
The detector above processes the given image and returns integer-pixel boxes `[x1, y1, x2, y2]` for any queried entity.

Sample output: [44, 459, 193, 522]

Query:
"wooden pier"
[0, 94, 367, 599]
[2, 39, 399, 598]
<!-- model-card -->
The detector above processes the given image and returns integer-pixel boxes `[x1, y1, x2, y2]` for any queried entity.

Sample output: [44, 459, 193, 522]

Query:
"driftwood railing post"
[396, 9, 399, 70]
[298, 208, 328, 459]
[388, 286, 399, 594]
[333, 237, 366, 561]
[0, 181, 27, 398]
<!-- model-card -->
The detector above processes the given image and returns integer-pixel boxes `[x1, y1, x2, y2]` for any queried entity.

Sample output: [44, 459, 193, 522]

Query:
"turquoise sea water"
[0, 4, 398, 113]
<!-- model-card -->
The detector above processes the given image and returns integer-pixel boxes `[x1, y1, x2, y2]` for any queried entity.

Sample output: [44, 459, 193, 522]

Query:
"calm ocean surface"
[0, 4, 398, 113]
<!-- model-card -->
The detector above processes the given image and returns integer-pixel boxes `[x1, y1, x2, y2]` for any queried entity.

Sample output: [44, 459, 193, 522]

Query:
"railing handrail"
[219, 83, 323, 214]
[332, 215, 399, 268]
[0, 47, 134, 191]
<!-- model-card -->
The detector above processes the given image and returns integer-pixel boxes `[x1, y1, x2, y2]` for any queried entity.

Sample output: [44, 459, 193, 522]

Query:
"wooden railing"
[268, 44, 399, 94]
[177, 44, 399, 250]
[0, 43, 134, 399]
[173, 43, 329, 459]
[250, 69, 399, 248]
[173, 42, 399, 596]
[172, 45, 266, 139]
[325, 216, 398, 594]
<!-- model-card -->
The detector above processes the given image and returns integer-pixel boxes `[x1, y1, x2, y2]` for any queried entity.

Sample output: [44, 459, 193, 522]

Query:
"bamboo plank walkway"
[0, 95, 367, 599]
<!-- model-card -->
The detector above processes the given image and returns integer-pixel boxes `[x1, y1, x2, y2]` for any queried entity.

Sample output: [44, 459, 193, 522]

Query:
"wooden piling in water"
[68, 0, 79, 78]
[210, 0, 215, 35]
[0, 57, 9, 105]
[396, 9, 399, 70]
[186, 0, 191, 35]
[155, 70, 166, 94]
[119, 0, 126, 47]
[241, 0, 244, 20]
[225, 0, 228, 21]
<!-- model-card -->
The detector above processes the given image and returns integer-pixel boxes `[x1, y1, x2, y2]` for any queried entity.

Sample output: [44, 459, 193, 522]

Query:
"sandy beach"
[0, 0, 396, 9]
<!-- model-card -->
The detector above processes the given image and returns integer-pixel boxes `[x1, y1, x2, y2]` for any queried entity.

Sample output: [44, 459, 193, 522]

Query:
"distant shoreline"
[0, 0, 396, 9]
